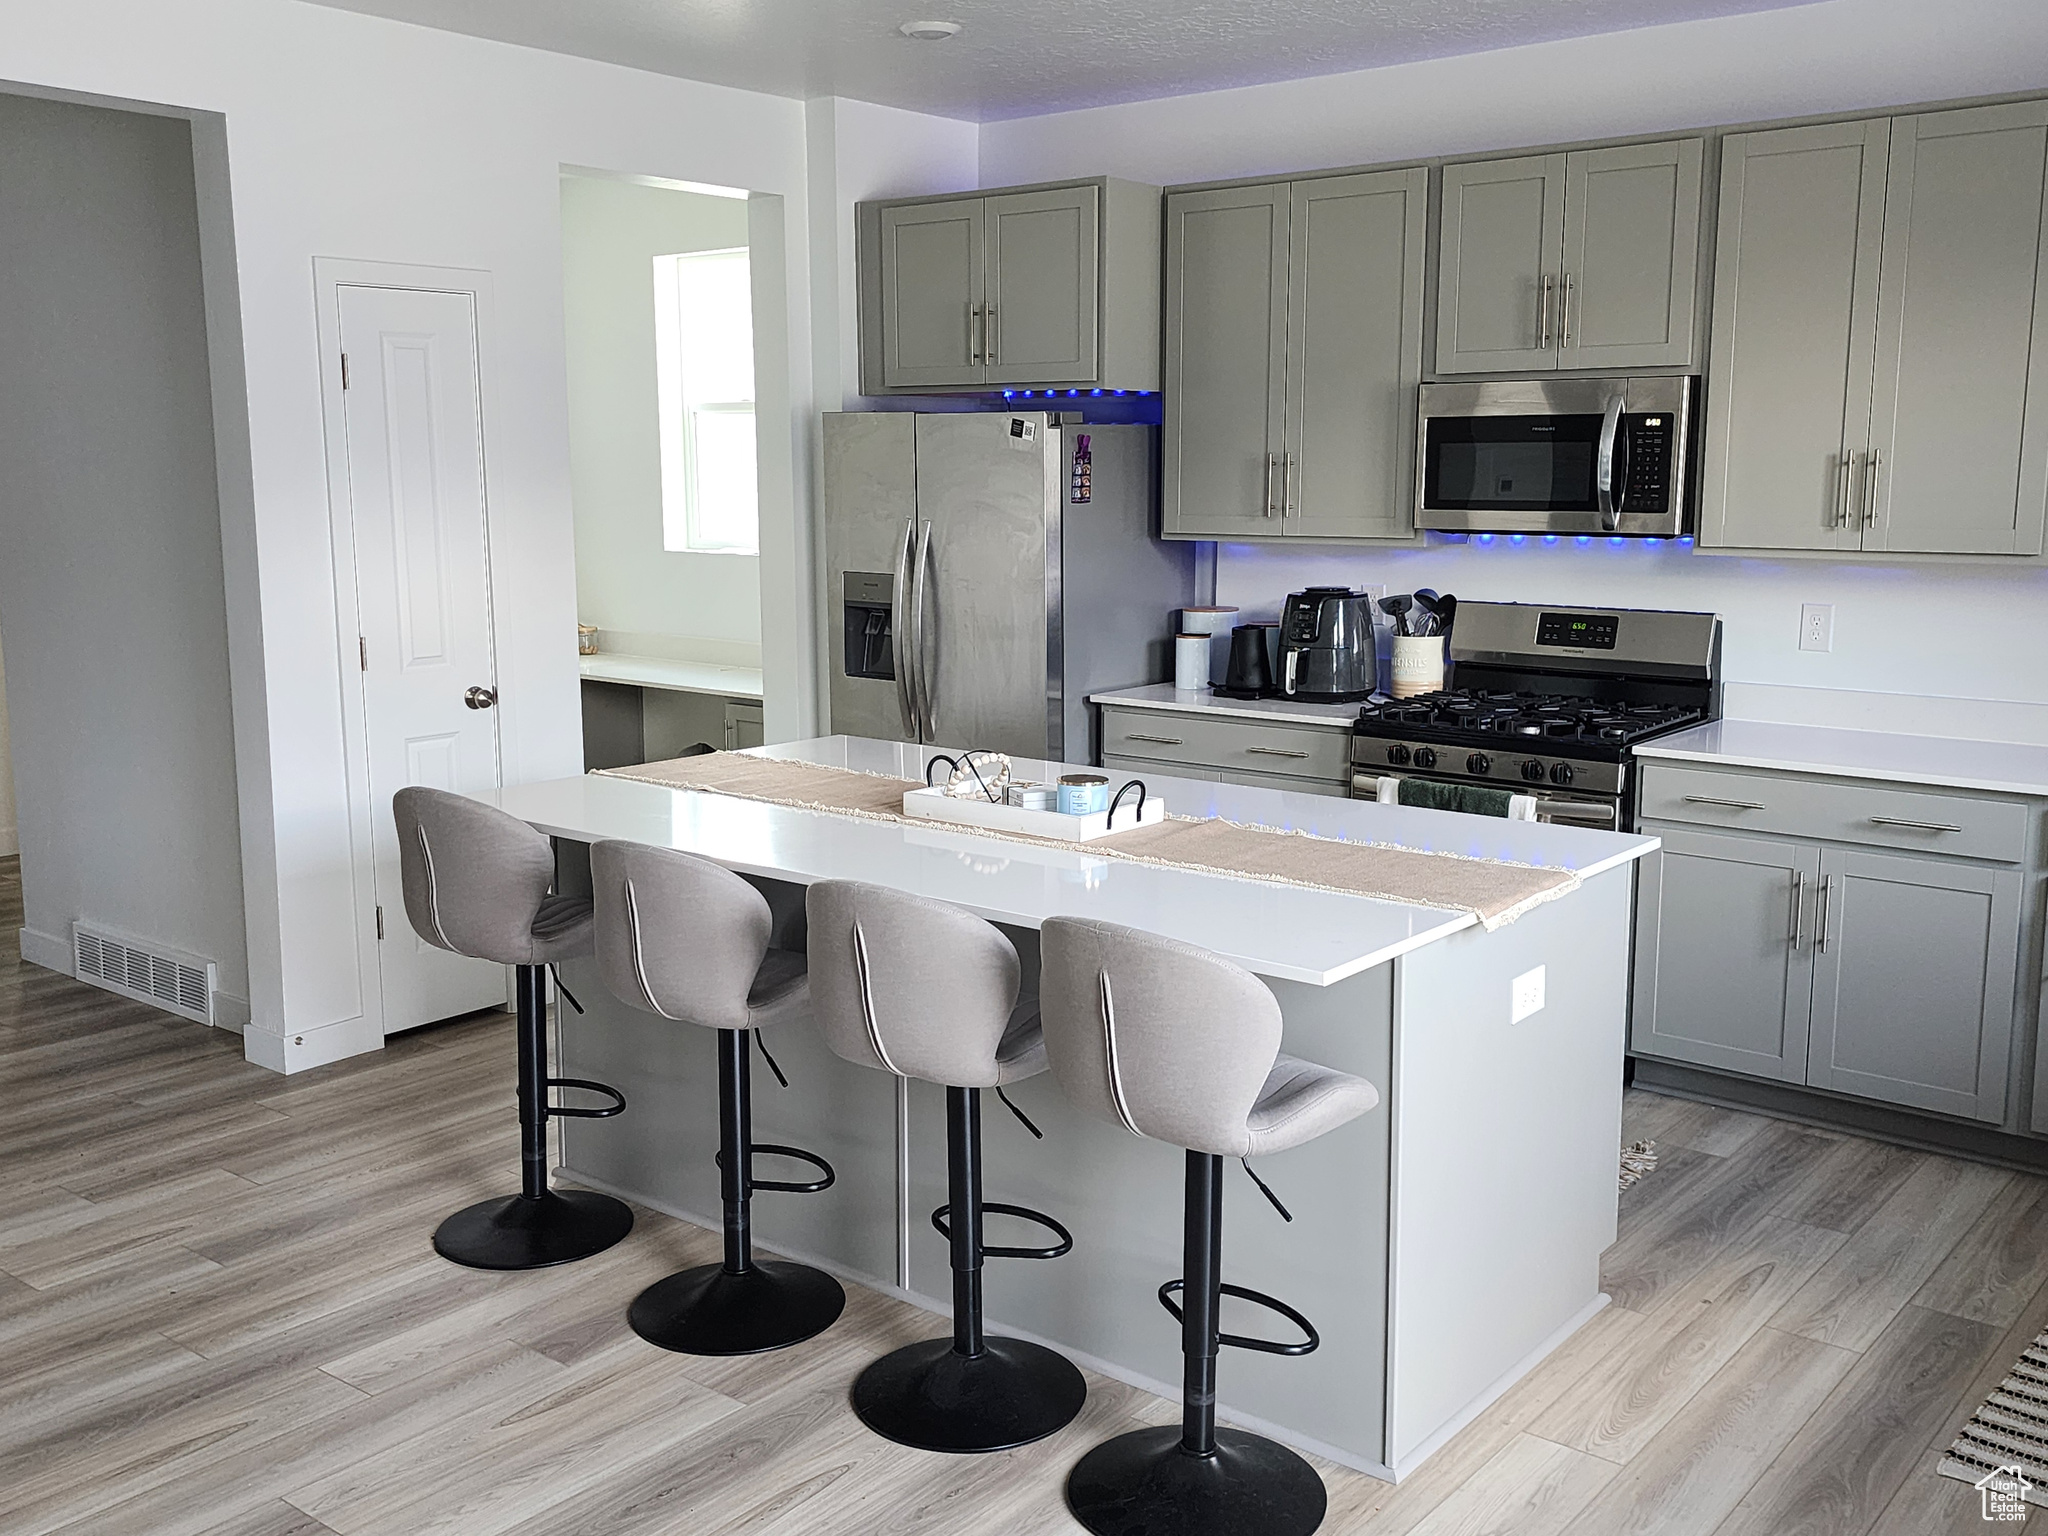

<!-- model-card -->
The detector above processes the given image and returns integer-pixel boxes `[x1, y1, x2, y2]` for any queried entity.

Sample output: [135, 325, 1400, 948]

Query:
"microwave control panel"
[1623, 415, 1673, 512]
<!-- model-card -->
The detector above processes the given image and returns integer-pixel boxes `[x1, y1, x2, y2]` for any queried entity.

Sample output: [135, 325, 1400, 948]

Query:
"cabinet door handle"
[1560, 272, 1573, 350]
[970, 304, 983, 363]
[985, 303, 997, 366]
[1681, 794, 1767, 810]
[1125, 732, 1184, 746]
[1833, 453, 1853, 528]
[1264, 452, 1280, 517]
[1816, 876, 1835, 952]
[1862, 447, 1882, 526]
[1789, 869, 1806, 948]
[1868, 815, 1962, 833]
[1247, 746, 1310, 759]
[1282, 452, 1298, 517]
[1538, 274, 1554, 349]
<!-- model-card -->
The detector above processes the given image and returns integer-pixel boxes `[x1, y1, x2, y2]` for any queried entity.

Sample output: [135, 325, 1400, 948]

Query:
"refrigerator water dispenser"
[842, 570, 895, 681]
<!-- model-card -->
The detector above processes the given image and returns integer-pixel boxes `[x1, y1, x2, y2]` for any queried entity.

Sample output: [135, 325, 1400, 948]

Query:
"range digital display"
[1536, 612, 1619, 650]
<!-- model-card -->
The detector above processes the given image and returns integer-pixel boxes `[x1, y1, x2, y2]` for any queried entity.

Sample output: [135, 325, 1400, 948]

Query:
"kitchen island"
[483, 737, 1658, 1481]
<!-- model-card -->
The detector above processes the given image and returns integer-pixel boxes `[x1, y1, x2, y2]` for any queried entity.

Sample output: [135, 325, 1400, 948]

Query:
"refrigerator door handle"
[911, 519, 935, 740]
[892, 517, 917, 737]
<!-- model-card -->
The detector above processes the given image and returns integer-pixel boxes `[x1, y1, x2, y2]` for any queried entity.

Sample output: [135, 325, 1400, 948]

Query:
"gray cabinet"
[1163, 167, 1427, 543]
[1098, 704, 1353, 795]
[859, 178, 1159, 395]
[1808, 847, 2021, 1120]
[1702, 103, 2048, 555]
[1633, 826, 1818, 1083]
[1867, 102, 2048, 555]
[1435, 139, 1702, 375]
[1633, 764, 2025, 1124]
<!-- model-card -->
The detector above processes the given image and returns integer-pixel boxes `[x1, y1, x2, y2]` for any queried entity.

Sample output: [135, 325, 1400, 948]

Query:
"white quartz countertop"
[579, 653, 764, 700]
[485, 736, 1656, 987]
[1637, 719, 2048, 798]
[1092, 682, 1370, 729]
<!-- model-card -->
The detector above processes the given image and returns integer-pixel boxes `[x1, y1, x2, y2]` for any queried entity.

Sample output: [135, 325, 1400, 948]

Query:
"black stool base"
[1066, 1425, 1327, 1536]
[629, 1260, 845, 1356]
[853, 1335, 1086, 1453]
[432, 1188, 634, 1272]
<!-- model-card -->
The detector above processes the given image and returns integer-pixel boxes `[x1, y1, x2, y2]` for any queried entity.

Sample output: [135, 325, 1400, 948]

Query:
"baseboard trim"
[0, 826, 17, 859]
[18, 924, 70, 975]
[242, 1015, 382, 1075]
[1386, 1291, 1610, 1480]
[212, 992, 250, 1034]
[558, 1163, 1399, 1481]
[1632, 1058, 2048, 1174]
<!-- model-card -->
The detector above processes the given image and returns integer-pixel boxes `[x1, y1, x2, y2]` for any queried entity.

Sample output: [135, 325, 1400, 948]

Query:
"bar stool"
[1038, 917, 1380, 1536]
[589, 840, 845, 1355]
[391, 788, 634, 1271]
[807, 881, 1087, 1453]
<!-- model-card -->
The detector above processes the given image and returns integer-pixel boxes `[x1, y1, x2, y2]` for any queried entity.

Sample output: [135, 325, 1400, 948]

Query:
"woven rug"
[1939, 1328, 2048, 1508]
[601, 752, 1579, 929]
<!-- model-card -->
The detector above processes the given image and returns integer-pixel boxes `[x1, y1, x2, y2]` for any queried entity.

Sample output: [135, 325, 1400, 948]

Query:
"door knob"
[464, 686, 497, 710]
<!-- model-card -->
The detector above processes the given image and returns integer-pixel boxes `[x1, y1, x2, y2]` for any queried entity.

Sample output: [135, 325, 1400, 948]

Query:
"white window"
[653, 247, 758, 555]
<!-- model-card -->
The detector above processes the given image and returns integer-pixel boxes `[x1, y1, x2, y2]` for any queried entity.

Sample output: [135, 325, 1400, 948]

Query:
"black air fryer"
[1277, 588, 1377, 702]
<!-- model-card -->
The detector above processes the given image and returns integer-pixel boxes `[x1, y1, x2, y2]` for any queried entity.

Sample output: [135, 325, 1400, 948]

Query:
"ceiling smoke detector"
[899, 19, 963, 40]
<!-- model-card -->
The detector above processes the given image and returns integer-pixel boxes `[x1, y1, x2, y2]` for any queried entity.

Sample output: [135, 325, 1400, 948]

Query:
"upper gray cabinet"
[858, 178, 1160, 395]
[1702, 102, 2048, 555]
[1163, 167, 1428, 542]
[1435, 139, 1703, 375]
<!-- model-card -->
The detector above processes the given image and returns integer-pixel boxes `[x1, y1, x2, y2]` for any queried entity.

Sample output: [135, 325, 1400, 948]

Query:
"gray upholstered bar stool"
[590, 839, 846, 1355]
[1039, 917, 1380, 1536]
[807, 881, 1086, 1453]
[392, 788, 634, 1270]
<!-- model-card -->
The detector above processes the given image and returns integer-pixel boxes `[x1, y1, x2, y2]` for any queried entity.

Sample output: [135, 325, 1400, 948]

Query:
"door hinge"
[375, 905, 385, 940]
[359, 636, 368, 671]
[340, 352, 350, 390]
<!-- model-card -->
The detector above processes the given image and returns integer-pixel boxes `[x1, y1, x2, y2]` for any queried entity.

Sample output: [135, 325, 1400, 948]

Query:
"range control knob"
[1467, 753, 1492, 775]
[1386, 744, 1411, 765]
[1413, 747, 1438, 769]
[1520, 759, 1547, 783]
[1550, 762, 1575, 786]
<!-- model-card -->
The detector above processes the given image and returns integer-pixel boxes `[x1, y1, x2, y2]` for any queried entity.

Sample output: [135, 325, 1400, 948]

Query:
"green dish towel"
[1395, 778, 1516, 819]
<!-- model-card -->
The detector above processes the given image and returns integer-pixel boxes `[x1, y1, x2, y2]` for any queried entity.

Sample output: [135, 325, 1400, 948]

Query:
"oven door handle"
[1596, 394, 1626, 532]
[1534, 799, 1618, 828]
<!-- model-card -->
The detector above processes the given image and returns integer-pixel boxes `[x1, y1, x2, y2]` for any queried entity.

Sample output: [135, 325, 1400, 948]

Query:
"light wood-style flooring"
[0, 850, 2037, 1534]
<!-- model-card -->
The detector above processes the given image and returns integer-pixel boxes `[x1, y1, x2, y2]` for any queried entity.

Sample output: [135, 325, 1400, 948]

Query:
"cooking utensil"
[1411, 591, 1443, 637]
[1379, 594, 1413, 638]
[1435, 593, 1457, 638]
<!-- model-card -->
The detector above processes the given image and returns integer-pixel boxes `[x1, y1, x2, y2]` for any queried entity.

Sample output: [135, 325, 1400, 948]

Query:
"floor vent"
[72, 924, 216, 1026]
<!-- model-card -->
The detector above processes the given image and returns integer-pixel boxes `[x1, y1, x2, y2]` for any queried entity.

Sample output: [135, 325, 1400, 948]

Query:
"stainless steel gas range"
[1349, 601, 1722, 829]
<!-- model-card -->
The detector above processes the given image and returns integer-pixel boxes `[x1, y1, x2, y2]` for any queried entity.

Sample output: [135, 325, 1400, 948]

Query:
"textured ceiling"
[301, 0, 1827, 121]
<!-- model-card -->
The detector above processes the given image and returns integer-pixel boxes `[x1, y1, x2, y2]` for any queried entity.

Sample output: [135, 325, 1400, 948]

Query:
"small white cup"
[1390, 635, 1446, 699]
[1174, 632, 1211, 691]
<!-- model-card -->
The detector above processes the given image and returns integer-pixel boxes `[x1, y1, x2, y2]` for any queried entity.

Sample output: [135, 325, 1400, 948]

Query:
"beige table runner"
[600, 753, 1578, 929]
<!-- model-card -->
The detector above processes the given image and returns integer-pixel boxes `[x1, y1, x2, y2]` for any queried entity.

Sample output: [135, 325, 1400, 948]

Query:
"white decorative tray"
[901, 786, 1166, 842]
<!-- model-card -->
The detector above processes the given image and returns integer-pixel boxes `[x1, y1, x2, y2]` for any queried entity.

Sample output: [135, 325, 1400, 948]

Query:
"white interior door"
[337, 283, 506, 1033]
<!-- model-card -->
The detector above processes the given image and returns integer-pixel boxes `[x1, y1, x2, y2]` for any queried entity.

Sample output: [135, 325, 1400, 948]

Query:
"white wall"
[560, 174, 760, 662]
[0, 0, 821, 1070]
[0, 627, 17, 860]
[0, 93, 250, 1009]
[979, 0, 2048, 731]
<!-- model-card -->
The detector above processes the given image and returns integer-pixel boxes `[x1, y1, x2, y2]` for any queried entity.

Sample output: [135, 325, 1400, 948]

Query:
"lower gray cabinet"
[1635, 799, 2022, 1124]
[1633, 826, 1818, 1083]
[1807, 847, 2020, 1121]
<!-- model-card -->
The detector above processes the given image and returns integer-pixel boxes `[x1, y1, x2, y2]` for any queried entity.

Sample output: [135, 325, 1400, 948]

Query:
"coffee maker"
[1277, 588, 1377, 702]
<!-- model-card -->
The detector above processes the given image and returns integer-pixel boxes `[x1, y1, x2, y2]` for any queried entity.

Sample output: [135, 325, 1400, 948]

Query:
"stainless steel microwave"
[1416, 376, 1698, 538]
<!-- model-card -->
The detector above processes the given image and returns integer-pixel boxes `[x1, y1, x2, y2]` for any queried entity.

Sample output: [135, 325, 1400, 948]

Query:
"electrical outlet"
[1799, 603, 1835, 653]
[1360, 584, 1387, 624]
[1511, 965, 1546, 1025]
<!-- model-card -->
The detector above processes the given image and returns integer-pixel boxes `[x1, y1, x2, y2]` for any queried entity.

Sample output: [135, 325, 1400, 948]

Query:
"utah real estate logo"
[1977, 1464, 2035, 1523]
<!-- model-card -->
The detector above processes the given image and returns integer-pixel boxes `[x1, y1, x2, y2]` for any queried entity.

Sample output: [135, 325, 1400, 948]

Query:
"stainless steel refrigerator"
[822, 411, 1194, 763]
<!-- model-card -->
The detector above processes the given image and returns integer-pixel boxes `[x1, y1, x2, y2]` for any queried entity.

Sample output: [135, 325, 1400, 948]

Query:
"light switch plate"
[1511, 965, 1546, 1024]
[1799, 603, 1834, 653]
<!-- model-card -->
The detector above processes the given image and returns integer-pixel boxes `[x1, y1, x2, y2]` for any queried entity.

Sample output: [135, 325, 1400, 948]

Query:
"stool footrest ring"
[715, 1143, 836, 1194]
[547, 1077, 626, 1119]
[931, 1200, 1074, 1261]
[1157, 1279, 1320, 1356]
